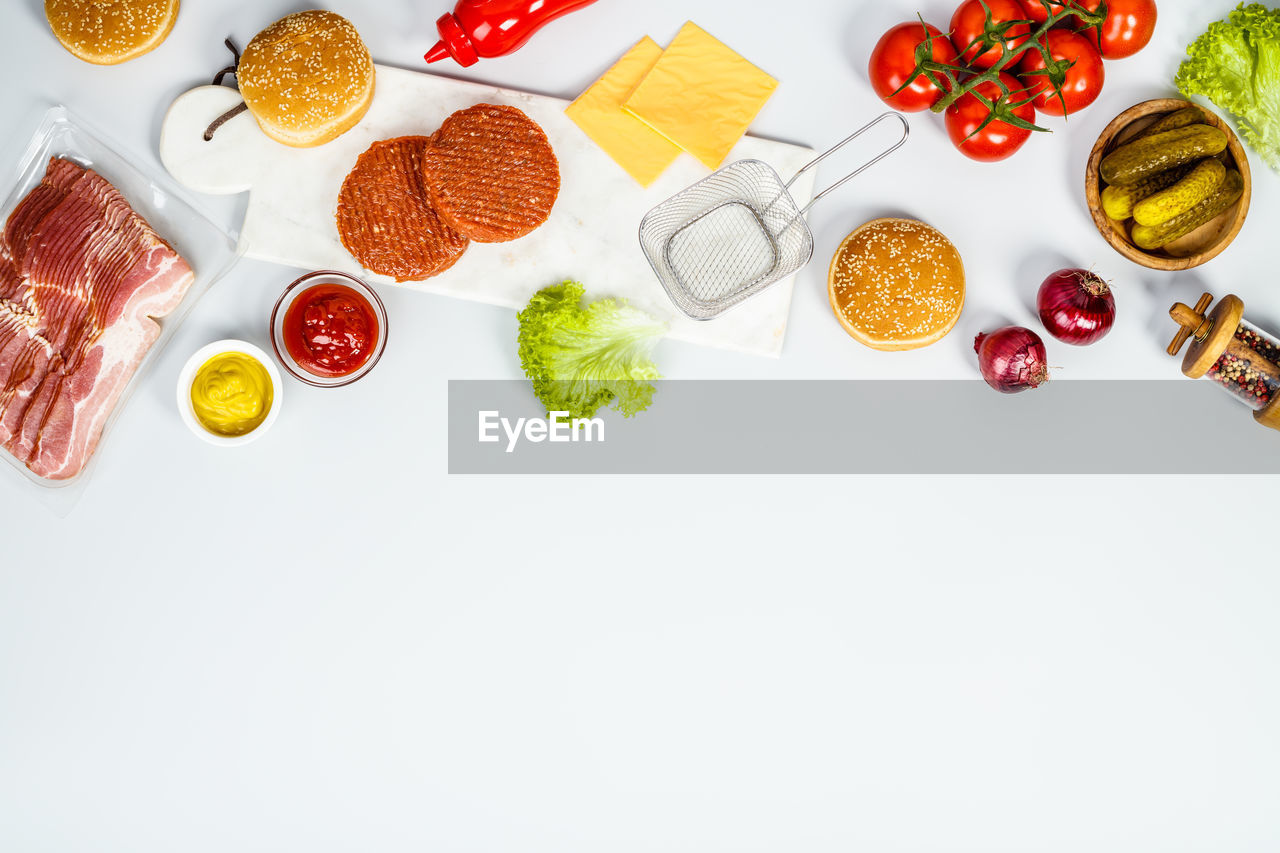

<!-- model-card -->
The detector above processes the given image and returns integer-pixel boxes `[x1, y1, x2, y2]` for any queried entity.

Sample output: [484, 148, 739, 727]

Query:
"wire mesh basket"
[639, 112, 910, 320]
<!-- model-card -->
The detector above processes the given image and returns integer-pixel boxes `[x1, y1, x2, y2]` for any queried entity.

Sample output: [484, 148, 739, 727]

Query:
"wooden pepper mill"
[1169, 292, 1280, 432]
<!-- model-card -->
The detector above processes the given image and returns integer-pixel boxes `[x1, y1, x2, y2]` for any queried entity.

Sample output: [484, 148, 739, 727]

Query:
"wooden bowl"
[1085, 98, 1251, 270]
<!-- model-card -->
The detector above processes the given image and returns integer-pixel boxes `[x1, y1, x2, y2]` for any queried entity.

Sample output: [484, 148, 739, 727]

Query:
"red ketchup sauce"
[282, 283, 379, 377]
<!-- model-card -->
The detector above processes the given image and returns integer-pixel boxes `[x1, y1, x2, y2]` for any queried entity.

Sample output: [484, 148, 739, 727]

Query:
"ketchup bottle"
[425, 0, 601, 67]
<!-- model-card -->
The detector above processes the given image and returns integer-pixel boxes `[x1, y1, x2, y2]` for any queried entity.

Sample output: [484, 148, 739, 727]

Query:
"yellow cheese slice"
[565, 37, 683, 187]
[622, 22, 778, 170]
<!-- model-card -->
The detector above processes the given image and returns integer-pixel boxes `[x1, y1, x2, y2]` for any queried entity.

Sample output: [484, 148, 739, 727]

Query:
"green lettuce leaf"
[517, 281, 665, 420]
[1176, 3, 1280, 174]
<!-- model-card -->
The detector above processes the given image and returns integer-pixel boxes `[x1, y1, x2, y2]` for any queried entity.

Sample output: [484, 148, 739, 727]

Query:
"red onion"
[1037, 268, 1115, 345]
[974, 326, 1050, 393]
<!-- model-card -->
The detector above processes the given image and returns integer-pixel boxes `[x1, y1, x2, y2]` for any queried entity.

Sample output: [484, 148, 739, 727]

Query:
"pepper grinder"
[1169, 292, 1280, 432]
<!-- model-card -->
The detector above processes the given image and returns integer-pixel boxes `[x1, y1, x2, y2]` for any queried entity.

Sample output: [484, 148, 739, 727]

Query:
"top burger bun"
[237, 10, 375, 148]
[45, 0, 180, 65]
[828, 218, 966, 352]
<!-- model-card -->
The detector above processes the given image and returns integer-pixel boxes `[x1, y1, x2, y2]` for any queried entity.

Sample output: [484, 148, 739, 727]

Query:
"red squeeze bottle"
[425, 0, 601, 67]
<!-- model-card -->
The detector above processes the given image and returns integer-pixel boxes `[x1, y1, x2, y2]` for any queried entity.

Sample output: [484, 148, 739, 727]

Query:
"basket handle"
[787, 112, 909, 215]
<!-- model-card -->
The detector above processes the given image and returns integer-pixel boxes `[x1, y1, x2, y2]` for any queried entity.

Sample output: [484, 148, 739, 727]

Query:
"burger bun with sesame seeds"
[237, 10, 375, 148]
[45, 0, 180, 65]
[827, 218, 966, 352]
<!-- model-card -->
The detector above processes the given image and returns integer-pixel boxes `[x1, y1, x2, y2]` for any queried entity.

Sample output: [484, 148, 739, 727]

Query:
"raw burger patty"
[423, 104, 560, 243]
[336, 136, 469, 282]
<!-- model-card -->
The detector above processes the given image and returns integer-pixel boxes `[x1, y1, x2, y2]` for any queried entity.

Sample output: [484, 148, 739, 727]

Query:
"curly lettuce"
[517, 281, 665, 420]
[1176, 3, 1280, 174]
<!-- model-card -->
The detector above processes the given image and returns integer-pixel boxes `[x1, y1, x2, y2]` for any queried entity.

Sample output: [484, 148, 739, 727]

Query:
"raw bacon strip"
[0, 313, 55, 454]
[0, 248, 54, 454]
[0, 157, 195, 480]
[25, 320, 160, 479]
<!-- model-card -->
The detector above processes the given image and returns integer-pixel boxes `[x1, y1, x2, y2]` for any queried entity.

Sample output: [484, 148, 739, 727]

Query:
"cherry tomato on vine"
[1017, 0, 1157, 58]
[945, 72, 1036, 161]
[1081, 0, 1157, 59]
[950, 0, 1033, 69]
[868, 21, 958, 112]
[1016, 0, 1068, 25]
[1019, 29, 1105, 116]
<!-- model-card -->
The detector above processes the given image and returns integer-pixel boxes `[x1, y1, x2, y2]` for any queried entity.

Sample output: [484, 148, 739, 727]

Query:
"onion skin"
[974, 326, 1050, 393]
[1037, 268, 1115, 346]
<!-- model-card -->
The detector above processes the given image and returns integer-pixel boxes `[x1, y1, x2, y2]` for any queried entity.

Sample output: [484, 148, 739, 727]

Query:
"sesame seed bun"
[828, 218, 966, 351]
[237, 10, 375, 149]
[45, 0, 179, 65]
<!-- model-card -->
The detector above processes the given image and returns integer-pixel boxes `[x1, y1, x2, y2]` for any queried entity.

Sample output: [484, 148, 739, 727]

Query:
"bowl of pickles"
[1086, 99, 1251, 271]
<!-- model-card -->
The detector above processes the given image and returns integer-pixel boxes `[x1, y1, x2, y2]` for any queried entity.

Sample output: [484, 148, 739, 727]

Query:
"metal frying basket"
[639, 112, 910, 321]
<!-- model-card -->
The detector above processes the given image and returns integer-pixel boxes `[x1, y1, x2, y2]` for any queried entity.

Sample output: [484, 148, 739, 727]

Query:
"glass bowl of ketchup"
[269, 271, 388, 387]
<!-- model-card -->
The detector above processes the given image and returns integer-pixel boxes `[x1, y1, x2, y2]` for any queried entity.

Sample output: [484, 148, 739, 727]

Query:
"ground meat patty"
[423, 104, 560, 243]
[336, 136, 469, 281]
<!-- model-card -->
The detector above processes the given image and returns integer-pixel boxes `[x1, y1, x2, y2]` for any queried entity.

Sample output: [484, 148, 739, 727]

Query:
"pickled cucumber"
[1101, 166, 1190, 221]
[1131, 169, 1244, 250]
[1132, 158, 1226, 227]
[1100, 125, 1228, 186]
[1132, 107, 1204, 142]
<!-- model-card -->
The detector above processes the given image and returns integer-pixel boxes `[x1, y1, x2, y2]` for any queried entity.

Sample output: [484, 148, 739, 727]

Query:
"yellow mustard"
[190, 352, 274, 437]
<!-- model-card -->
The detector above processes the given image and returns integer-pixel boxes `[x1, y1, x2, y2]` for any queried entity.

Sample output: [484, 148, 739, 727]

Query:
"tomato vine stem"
[893, 1, 1107, 133]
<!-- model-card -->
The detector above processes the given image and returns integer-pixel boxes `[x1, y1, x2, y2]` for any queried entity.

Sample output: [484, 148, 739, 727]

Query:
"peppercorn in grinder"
[1169, 292, 1280, 432]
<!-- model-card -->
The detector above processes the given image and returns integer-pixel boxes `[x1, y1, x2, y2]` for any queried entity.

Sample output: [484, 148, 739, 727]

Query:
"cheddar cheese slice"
[565, 37, 683, 187]
[622, 22, 778, 171]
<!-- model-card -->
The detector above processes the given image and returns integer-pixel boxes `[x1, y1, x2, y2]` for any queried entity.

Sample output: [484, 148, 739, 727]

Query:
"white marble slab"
[159, 65, 817, 358]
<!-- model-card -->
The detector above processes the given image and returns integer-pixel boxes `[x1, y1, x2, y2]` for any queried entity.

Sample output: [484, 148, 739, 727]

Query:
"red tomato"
[1018, 0, 1156, 58]
[945, 72, 1036, 161]
[1016, 0, 1066, 24]
[950, 0, 1033, 69]
[1082, 0, 1157, 59]
[1019, 29, 1105, 116]
[868, 21, 958, 112]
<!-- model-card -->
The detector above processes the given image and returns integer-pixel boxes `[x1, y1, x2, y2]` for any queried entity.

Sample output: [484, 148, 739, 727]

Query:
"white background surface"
[2, 1, 1278, 850]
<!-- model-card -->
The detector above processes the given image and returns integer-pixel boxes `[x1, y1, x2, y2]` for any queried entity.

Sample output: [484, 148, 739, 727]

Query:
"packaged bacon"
[0, 107, 240, 511]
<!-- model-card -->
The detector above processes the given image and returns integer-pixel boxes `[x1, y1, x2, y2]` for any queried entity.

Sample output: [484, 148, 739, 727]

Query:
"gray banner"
[448, 380, 1279, 474]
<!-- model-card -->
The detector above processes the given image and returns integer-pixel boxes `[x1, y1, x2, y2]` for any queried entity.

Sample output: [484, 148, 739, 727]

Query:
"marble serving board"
[159, 65, 818, 358]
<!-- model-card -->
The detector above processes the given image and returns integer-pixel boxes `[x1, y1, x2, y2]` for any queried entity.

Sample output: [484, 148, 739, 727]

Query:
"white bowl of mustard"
[177, 340, 282, 446]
